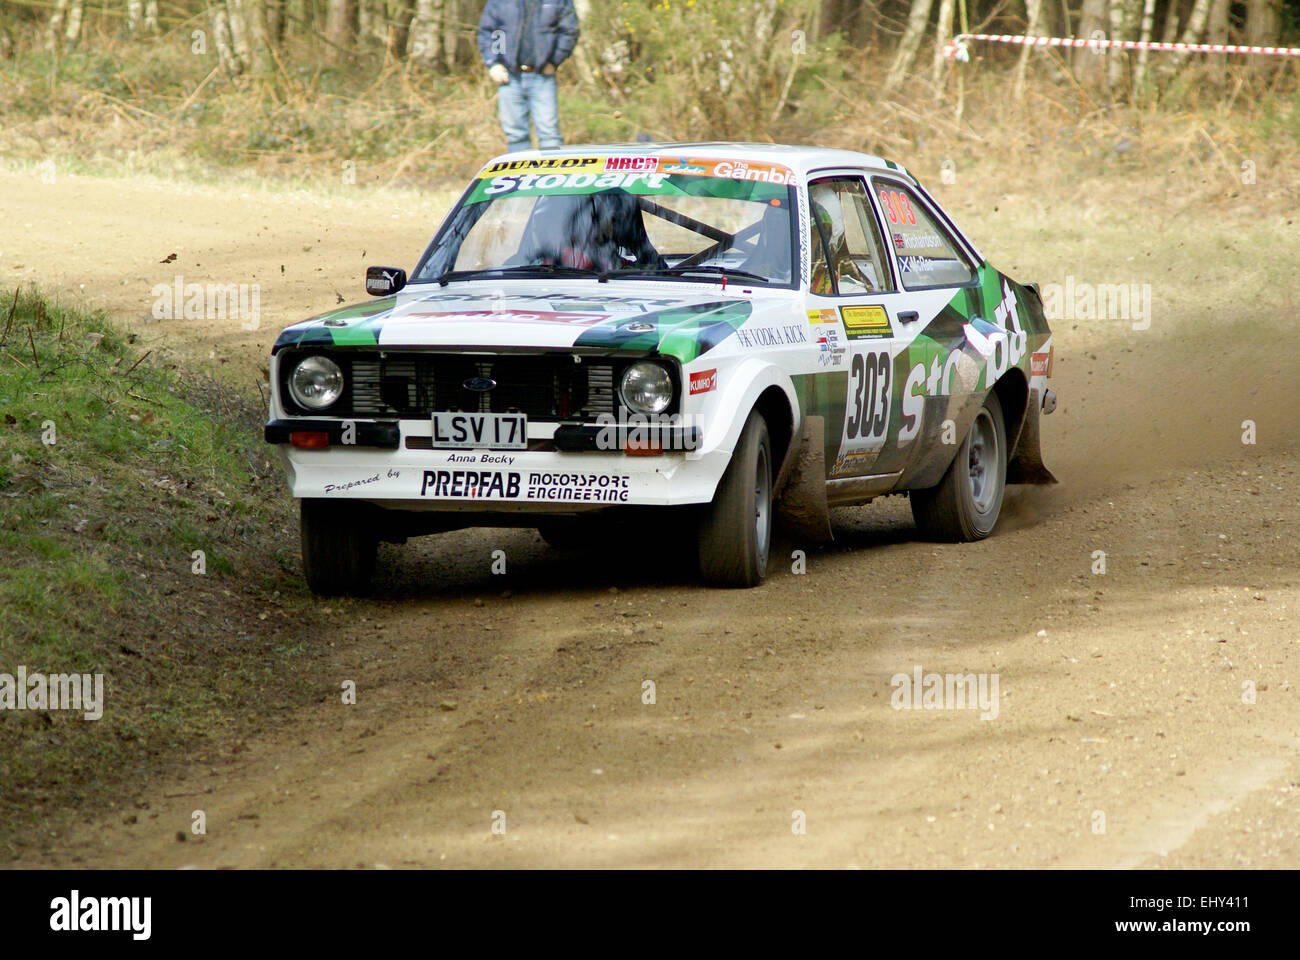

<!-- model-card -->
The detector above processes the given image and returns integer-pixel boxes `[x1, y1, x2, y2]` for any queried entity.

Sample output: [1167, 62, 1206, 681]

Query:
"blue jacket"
[477, 0, 580, 73]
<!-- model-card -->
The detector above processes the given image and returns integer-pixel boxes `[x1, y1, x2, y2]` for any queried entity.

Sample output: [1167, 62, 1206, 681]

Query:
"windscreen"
[415, 157, 797, 286]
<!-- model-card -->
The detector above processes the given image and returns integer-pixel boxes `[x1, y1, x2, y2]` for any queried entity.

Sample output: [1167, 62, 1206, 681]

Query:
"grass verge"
[0, 287, 323, 855]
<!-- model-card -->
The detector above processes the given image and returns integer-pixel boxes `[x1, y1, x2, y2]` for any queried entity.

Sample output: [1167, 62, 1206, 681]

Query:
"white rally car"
[266, 143, 1057, 594]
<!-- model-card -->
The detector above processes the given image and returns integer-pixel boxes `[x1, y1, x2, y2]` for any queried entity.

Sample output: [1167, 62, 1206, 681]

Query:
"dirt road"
[4, 167, 1297, 868]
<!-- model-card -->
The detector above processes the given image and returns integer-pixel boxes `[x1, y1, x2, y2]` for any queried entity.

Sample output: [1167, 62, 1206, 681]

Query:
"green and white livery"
[266, 143, 1057, 593]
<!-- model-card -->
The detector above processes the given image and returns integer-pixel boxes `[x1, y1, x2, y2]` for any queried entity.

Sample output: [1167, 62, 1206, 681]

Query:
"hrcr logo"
[689, 368, 718, 395]
[605, 156, 657, 173]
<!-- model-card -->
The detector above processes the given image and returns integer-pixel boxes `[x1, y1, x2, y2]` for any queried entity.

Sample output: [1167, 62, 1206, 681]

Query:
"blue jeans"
[497, 72, 562, 153]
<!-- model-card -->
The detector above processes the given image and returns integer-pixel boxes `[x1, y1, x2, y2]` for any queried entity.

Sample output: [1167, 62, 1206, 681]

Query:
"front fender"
[687, 357, 801, 494]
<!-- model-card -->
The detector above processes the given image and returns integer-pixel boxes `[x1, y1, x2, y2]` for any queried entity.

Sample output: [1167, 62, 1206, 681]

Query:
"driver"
[517, 190, 662, 272]
[808, 183, 875, 295]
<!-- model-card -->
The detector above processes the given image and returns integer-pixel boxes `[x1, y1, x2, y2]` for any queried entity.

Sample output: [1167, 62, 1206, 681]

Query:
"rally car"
[265, 143, 1057, 594]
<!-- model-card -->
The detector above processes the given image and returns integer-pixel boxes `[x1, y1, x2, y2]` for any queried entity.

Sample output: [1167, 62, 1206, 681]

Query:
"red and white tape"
[943, 33, 1300, 61]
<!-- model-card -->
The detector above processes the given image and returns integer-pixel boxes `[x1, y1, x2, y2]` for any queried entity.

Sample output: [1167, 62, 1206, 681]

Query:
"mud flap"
[773, 415, 835, 543]
[1006, 392, 1057, 485]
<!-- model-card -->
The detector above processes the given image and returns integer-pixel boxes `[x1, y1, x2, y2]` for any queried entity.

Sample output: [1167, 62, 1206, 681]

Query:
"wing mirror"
[365, 266, 407, 297]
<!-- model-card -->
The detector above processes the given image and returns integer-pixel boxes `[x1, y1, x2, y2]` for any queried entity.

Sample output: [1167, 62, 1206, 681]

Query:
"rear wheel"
[300, 498, 378, 595]
[698, 411, 773, 587]
[910, 391, 1007, 542]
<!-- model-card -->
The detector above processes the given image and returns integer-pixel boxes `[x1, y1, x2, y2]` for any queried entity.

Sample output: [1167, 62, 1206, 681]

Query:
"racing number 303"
[846, 351, 890, 441]
[879, 189, 917, 226]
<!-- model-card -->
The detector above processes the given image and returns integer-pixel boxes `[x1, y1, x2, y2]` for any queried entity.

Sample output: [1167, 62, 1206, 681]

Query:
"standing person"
[477, 1, 580, 154]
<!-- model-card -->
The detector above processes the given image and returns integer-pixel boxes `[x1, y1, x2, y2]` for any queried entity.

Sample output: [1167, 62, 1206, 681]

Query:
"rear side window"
[872, 180, 975, 289]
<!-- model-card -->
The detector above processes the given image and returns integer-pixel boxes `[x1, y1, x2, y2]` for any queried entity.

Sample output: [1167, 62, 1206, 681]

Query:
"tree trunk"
[244, 0, 274, 75]
[1178, 0, 1212, 44]
[410, 0, 441, 65]
[1014, 0, 1044, 100]
[46, 0, 68, 52]
[1134, 0, 1157, 88]
[441, 0, 464, 70]
[1245, 0, 1282, 77]
[127, 0, 143, 33]
[266, 0, 286, 45]
[1074, 0, 1109, 88]
[389, 0, 412, 59]
[883, 0, 937, 93]
[144, 0, 159, 32]
[228, 0, 252, 69]
[211, 4, 241, 76]
[1107, 0, 1133, 91]
[326, 0, 359, 63]
[1205, 0, 1230, 83]
[1160, 0, 1180, 44]
[930, 0, 955, 90]
[63, 0, 84, 51]
[1246, 0, 1281, 44]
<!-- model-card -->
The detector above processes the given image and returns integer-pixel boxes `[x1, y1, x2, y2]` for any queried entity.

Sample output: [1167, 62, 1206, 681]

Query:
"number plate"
[430, 412, 528, 450]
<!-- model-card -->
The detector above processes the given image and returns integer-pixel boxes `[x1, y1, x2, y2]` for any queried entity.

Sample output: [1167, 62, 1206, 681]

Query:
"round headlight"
[288, 355, 344, 410]
[619, 361, 674, 416]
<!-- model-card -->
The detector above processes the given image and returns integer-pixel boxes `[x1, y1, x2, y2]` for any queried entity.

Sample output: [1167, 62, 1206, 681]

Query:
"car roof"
[478, 141, 916, 183]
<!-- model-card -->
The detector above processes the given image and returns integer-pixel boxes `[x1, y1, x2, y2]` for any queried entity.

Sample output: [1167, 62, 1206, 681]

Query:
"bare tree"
[267, 0, 287, 45]
[326, 0, 360, 64]
[1074, 0, 1109, 88]
[930, 0, 956, 90]
[1245, 0, 1283, 76]
[1178, 0, 1212, 46]
[45, 0, 68, 52]
[1014, 0, 1045, 99]
[388, 0, 413, 59]
[210, 3, 242, 76]
[63, 0, 85, 51]
[883, 0, 936, 93]
[1205, 0, 1230, 82]
[1134, 0, 1157, 89]
[1245, 0, 1281, 45]
[410, 0, 443, 66]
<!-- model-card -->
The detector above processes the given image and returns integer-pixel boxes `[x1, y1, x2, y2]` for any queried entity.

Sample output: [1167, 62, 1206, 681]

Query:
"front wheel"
[698, 411, 773, 587]
[910, 391, 1008, 542]
[300, 498, 378, 596]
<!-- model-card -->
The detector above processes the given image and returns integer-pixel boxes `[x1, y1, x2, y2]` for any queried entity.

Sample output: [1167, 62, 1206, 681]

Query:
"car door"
[802, 173, 901, 481]
[862, 175, 984, 481]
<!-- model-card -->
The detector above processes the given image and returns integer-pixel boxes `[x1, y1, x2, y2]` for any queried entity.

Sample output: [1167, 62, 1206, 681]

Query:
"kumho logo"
[1039, 276, 1152, 331]
[890, 665, 999, 720]
[150, 275, 261, 330]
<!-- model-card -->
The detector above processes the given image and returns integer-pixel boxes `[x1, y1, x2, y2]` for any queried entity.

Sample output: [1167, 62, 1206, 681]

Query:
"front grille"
[338, 353, 618, 422]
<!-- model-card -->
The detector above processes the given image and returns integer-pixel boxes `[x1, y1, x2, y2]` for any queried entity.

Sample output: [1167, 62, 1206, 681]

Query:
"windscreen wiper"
[436, 264, 605, 286]
[606, 264, 771, 284]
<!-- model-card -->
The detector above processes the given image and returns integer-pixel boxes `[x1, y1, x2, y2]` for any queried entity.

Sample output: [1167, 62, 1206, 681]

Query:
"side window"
[872, 180, 975, 288]
[806, 177, 895, 296]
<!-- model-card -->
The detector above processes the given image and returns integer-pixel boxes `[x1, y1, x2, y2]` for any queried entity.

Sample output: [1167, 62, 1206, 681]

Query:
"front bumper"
[269, 419, 728, 510]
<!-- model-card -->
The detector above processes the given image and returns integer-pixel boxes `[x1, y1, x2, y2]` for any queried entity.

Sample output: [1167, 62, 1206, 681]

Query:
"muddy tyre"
[698, 411, 773, 587]
[300, 498, 378, 596]
[910, 390, 1007, 542]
